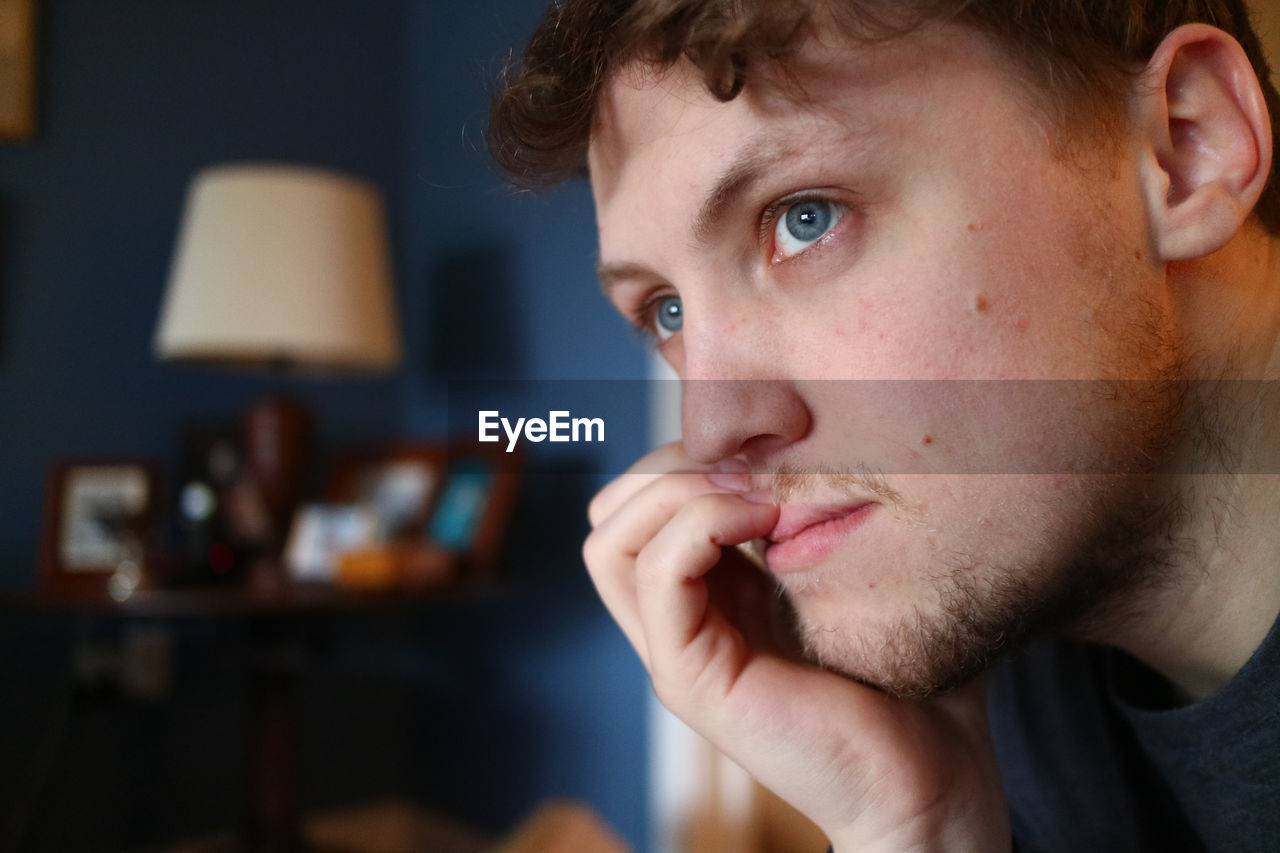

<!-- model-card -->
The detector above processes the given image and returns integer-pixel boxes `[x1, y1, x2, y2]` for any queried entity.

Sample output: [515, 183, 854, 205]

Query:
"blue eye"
[775, 199, 847, 259]
[652, 294, 682, 341]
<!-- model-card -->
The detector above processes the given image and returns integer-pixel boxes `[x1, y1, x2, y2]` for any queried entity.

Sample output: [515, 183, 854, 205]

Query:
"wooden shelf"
[0, 579, 505, 618]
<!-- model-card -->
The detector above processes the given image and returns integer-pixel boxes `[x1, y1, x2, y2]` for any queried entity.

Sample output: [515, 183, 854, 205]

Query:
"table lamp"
[154, 163, 401, 561]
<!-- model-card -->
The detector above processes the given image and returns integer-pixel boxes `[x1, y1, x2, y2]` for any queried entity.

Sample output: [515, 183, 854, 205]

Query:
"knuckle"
[581, 529, 609, 570]
[648, 669, 685, 712]
[632, 546, 663, 589]
[586, 490, 609, 527]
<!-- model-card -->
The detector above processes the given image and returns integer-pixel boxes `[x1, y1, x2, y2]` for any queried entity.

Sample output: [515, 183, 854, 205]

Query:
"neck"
[1110, 469, 1280, 701]
[1093, 229, 1280, 701]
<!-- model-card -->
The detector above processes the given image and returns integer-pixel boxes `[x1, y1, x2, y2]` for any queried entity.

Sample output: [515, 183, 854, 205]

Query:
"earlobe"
[1135, 24, 1272, 261]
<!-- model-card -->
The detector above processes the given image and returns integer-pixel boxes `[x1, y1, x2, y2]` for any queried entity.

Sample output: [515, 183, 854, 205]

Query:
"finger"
[596, 472, 732, 558]
[635, 493, 780, 675]
[582, 533, 652, 667]
[588, 440, 705, 527]
[584, 472, 733, 666]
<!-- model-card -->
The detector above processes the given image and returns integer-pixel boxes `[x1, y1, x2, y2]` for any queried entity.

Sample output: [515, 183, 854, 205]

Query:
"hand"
[584, 442, 1010, 852]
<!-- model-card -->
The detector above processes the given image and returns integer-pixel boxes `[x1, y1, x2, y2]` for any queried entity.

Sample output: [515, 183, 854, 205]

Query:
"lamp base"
[244, 395, 312, 551]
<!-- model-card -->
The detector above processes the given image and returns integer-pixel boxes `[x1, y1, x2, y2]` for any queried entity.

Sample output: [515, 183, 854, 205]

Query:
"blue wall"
[0, 1, 650, 849]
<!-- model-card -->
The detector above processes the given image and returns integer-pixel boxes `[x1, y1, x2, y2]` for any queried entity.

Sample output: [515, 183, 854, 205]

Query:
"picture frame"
[0, 0, 37, 141]
[429, 441, 521, 575]
[283, 503, 381, 583]
[326, 443, 446, 541]
[318, 441, 521, 587]
[39, 460, 162, 597]
[316, 443, 450, 589]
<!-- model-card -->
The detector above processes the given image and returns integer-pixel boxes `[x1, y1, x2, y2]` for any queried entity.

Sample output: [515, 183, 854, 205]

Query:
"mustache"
[760, 462, 906, 509]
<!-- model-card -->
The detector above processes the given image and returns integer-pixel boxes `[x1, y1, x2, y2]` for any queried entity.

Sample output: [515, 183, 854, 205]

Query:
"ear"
[1135, 24, 1273, 261]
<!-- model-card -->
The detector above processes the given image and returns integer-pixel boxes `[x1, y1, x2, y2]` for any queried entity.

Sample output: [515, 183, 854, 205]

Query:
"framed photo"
[39, 460, 162, 597]
[283, 504, 380, 583]
[428, 441, 521, 575]
[319, 441, 520, 586]
[0, 0, 37, 140]
[315, 443, 450, 589]
[327, 443, 446, 541]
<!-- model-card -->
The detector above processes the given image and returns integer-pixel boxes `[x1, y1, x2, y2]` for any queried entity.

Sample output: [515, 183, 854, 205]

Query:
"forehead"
[586, 22, 1037, 237]
[588, 45, 870, 206]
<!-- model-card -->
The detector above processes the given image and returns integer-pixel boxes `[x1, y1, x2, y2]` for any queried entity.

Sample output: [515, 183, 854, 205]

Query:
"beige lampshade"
[154, 163, 401, 371]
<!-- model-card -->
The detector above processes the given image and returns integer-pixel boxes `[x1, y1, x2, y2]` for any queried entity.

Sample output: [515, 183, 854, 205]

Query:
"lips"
[764, 501, 877, 574]
[768, 502, 874, 544]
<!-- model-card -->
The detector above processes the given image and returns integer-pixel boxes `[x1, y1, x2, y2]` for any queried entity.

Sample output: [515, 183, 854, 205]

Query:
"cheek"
[826, 197, 1147, 380]
[914, 474, 1104, 568]
[789, 259, 1026, 380]
[782, 217, 1053, 380]
[798, 379, 1123, 479]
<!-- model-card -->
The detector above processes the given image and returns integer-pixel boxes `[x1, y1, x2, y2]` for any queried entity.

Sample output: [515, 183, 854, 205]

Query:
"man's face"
[588, 23, 1183, 695]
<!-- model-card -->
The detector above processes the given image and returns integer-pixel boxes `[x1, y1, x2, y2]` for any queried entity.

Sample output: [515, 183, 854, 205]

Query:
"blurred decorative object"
[173, 420, 270, 585]
[324, 444, 452, 588]
[429, 443, 521, 576]
[0, 0, 37, 140]
[316, 441, 520, 588]
[154, 162, 402, 555]
[165, 800, 493, 853]
[497, 800, 631, 853]
[39, 460, 161, 599]
[284, 504, 379, 583]
[328, 444, 444, 537]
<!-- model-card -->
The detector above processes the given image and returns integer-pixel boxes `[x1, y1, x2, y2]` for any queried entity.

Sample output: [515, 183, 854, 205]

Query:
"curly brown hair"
[488, 0, 1280, 232]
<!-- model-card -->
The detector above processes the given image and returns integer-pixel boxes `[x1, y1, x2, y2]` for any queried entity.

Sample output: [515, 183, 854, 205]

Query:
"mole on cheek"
[921, 435, 934, 446]
[971, 293, 989, 314]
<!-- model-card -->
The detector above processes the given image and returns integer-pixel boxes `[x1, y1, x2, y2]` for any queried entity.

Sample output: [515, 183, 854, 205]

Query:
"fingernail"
[714, 457, 749, 473]
[708, 471, 749, 491]
[740, 489, 775, 505]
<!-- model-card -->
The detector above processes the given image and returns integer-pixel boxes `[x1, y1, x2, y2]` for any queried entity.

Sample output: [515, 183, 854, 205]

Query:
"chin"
[796, 607, 1005, 699]
[784, 551, 1074, 699]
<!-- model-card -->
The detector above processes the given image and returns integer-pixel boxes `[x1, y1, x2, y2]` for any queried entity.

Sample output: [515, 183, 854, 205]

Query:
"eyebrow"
[597, 260, 661, 296]
[597, 137, 793, 294]
[693, 138, 791, 245]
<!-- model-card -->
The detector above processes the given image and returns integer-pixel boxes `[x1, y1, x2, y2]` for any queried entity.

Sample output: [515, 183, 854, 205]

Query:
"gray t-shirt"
[989, 613, 1280, 852]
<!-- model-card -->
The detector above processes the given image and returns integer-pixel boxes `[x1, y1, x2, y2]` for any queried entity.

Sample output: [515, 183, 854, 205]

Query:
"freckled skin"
[590, 22, 1175, 690]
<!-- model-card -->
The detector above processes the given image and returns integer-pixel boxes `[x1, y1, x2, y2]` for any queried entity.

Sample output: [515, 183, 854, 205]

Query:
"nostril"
[740, 431, 803, 457]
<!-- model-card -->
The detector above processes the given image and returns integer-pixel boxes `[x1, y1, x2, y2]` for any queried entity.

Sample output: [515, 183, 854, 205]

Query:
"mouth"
[765, 501, 876, 574]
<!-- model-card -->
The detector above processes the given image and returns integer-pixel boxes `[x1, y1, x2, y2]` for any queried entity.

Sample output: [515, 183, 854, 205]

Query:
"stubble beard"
[781, 344, 1210, 700]
[790, 474, 1195, 700]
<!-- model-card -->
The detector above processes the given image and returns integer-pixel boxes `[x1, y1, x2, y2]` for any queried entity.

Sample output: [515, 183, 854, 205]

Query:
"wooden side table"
[3, 581, 500, 853]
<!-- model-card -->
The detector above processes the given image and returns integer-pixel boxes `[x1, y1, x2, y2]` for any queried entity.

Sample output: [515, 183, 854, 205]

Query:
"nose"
[671, 282, 811, 464]
[681, 377, 811, 464]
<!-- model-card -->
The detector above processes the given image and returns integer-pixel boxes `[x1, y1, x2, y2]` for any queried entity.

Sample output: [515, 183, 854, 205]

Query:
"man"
[489, 1, 1280, 850]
